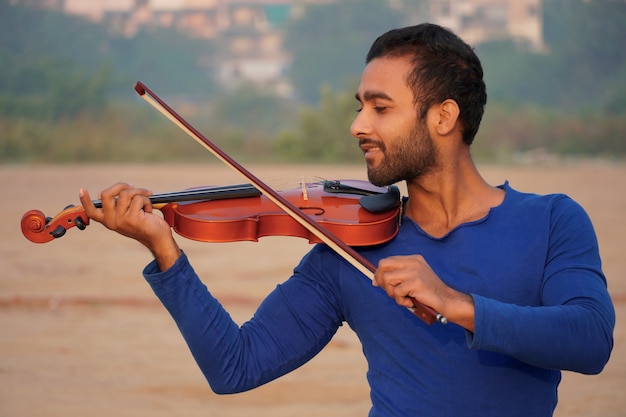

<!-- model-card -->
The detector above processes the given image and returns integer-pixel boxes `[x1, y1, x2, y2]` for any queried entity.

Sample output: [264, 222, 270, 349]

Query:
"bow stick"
[133, 81, 447, 325]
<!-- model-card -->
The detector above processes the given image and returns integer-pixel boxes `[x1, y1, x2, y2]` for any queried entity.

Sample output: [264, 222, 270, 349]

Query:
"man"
[79, 23, 614, 416]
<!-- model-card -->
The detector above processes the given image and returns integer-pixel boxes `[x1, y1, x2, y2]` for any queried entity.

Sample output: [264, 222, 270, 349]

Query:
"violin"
[20, 81, 447, 325]
[21, 180, 402, 246]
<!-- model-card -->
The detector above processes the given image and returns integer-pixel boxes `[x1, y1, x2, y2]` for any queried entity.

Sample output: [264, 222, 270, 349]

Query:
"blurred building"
[429, 0, 545, 51]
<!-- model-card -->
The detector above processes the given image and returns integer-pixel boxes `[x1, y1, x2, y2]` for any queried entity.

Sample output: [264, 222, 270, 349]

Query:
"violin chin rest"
[359, 185, 401, 213]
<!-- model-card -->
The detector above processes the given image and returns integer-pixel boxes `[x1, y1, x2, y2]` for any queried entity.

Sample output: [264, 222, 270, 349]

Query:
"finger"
[396, 295, 419, 309]
[99, 183, 135, 227]
[128, 192, 153, 217]
[99, 183, 134, 211]
[373, 269, 401, 290]
[373, 256, 400, 287]
[118, 187, 154, 216]
[391, 280, 416, 303]
[79, 187, 102, 222]
[375, 260, 405, 288]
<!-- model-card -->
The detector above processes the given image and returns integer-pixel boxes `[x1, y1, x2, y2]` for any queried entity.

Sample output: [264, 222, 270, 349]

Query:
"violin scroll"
[21, 206, 90, 244]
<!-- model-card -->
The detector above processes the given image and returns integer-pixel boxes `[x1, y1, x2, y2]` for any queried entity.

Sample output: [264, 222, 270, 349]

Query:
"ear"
[433, 99, 460, 136]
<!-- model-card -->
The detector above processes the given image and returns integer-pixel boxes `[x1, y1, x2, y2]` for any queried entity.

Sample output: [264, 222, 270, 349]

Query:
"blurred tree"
[274, 86, 361, 162]
[210, 83, 297, 136]
[478, 0, 626, 112]
[283, 0, 408, 103]
[107, 27, 217, 98]
[549, 0, 626, 112]
[205, 82, 299, 158]
[0, 0, 217, 120]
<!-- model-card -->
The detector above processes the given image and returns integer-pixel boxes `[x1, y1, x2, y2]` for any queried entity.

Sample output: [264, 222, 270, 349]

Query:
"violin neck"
[92, 184, 260, 208]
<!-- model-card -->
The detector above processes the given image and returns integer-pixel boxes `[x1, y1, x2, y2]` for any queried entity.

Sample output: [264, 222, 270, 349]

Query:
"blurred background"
[2, 0, 625, 165]
[2, 3, 625, 416]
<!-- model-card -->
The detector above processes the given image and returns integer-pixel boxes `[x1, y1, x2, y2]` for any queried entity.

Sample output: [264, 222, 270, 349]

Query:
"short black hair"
[366, 23, 487, 145]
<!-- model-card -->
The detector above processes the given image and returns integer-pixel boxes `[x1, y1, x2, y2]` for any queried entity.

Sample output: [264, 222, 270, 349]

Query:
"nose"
[350, 109, 370, 139]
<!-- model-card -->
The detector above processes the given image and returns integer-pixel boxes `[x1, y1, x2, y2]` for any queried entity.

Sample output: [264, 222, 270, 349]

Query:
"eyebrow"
[355, 90, 393, 102]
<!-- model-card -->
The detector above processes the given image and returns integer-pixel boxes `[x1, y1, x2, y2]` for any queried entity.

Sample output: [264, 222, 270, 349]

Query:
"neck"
[404, 150, 503, 238]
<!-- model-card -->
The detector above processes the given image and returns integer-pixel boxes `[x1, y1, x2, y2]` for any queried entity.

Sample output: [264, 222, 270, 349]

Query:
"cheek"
[389, 113, 419, 141]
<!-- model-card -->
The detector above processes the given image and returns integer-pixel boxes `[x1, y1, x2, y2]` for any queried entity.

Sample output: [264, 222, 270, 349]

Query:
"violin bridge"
[301, 173, 309, 201]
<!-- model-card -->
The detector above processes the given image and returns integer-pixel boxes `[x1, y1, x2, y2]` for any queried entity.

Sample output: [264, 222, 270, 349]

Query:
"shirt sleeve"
[143, 249, 342, 394]
[467, 197, 615, 374]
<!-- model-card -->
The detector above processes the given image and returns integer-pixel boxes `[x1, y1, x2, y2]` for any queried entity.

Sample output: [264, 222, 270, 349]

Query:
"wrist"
[147, 237, 182, 272]
[442, 290, 475, 331]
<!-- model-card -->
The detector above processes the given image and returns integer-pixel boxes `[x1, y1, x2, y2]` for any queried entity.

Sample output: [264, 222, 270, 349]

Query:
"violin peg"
[50, 225, 67, 239]
[74, 216, 87, 231]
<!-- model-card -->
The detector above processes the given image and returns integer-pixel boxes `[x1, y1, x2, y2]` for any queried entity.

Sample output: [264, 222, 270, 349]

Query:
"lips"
[359, 139, 383, 158]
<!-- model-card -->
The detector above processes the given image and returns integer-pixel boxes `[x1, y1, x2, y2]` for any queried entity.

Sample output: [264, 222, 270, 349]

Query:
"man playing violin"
[79, 23, 614, 416]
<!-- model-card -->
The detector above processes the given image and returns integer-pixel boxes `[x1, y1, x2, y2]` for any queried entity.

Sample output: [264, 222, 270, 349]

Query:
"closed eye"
[355, 105, 387, 113]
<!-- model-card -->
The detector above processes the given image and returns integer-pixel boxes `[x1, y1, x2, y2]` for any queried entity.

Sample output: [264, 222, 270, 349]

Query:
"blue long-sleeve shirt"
[144, 182, 614, 416]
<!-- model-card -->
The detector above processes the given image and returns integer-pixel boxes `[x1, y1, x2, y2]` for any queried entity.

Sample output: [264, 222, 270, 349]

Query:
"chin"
[366, 170, 391, 187]
[365, 158, 395, 187]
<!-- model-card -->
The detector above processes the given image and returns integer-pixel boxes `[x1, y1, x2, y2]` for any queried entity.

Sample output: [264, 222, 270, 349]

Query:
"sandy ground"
[1, 162, 624, 416]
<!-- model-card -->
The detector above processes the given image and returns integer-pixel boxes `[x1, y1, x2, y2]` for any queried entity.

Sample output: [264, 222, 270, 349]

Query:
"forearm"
[144, 253, 253, 392]
[148, 236, 182, 272]
[468, 286, 614, 374]
[143, 252, 339, 393]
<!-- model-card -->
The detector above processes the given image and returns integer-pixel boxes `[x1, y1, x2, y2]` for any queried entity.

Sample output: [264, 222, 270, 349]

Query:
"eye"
[374, 106, 387, 113]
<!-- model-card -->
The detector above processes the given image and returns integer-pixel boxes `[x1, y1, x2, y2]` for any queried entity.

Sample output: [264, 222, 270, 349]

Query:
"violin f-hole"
[299, 206, 325, 216]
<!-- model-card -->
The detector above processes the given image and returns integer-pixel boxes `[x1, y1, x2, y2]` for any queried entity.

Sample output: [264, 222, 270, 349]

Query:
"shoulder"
[500, 181, 588, 220]
[501, 181, 599, 250]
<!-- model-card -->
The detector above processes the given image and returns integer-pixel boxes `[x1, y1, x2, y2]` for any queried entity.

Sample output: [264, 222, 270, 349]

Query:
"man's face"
[351, 56, 437, 186]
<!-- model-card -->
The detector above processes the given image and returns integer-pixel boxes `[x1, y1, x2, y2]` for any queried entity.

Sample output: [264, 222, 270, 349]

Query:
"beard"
[362, 120, 438, 187]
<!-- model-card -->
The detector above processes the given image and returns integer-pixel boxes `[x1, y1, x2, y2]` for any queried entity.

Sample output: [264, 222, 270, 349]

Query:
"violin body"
[161, 181, 400, 246]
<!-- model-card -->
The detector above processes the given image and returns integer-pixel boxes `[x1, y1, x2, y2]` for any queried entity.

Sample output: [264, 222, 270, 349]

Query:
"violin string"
[90, 184, 259, 207]
[260, 175, 323, 192]
[153, 184, 253, 199]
